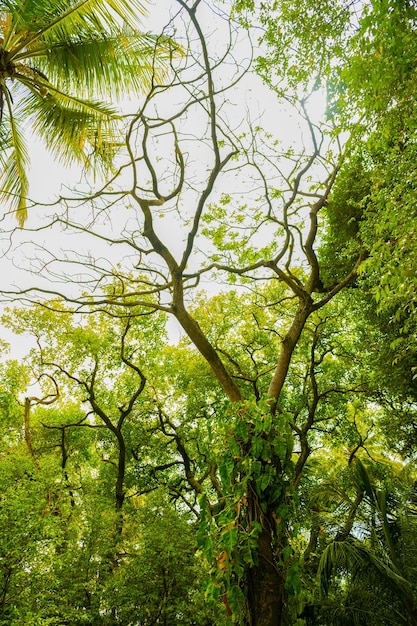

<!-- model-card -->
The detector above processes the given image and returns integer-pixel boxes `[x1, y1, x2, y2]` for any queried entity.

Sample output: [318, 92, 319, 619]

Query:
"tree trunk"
[248, 526, 285, 626]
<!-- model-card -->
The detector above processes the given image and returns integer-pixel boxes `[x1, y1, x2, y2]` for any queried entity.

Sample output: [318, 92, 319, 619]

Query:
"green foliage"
[0, 283, 415, 625]
[0, 0, 173, 223]
[327, 1, 417, 342]
[236, 0, 417, 351]
[235, 0, 353, 93]
[0, 305, 221, 625]
[195, 397, 298, 623]
[318, 460, 417, 625]
[2, 2, 417, 624]
[319, 153, 371, 284]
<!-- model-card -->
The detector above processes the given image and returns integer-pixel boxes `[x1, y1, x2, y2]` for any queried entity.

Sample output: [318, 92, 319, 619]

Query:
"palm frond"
[0, 0, 178, 224]
[319, 536, 413, 594]
[309, 482, 356, 510]
[0, 88, 29, 225]
[9, 0, 149, 54]
[0, 6, 15, 49]
[0, 119, 12, 154]
[23, 32, 173, 98]
[320, 590, 406, 626]
[21, 87, 121, 169]
[16, 72, 118, 117]
[319, 538, 367, 596]
[354, 458, 376, 502]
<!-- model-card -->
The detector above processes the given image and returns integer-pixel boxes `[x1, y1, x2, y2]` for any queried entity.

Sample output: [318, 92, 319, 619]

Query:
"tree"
[261, 0, 417, 356]
[318, 459, 417, 626]
[1, 1, 416, 625]
[0, 306, 222, 625]
[3, 291, 389, 625]
[0, 1, 362, 623]
[0, 0, 173, 225]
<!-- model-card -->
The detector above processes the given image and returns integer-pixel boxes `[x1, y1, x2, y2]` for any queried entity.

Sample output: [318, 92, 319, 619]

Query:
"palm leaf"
[0, 0, 178, 224]
[21, 87, 120, 169]
[17, 72, 118, 117]
[0, 119, 12, 154]
[320, 589, 405, 626]
[319, 537, 413, 598]
[354, 458, 377, 502]
[8, 0, 148, 54]
[0, 88, 29, 225]
[24, 32, 172, 98]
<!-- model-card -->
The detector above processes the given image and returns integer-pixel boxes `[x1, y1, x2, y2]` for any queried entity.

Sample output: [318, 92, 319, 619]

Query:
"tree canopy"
[0, 1, 416, 625]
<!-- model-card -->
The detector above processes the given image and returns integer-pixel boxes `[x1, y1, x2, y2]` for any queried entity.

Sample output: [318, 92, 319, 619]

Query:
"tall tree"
[2, 1, 416, 625]
[1, 1, 364, 623]
[0, 306, 222, 625]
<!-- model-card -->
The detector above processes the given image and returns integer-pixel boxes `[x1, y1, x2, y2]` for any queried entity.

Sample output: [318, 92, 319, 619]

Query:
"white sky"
[0, 0, 328, 358]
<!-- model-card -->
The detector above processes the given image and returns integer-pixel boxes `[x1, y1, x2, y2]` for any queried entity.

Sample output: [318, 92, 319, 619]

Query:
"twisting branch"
[118, 316, 146, 429]
[24, 373, 59, 469]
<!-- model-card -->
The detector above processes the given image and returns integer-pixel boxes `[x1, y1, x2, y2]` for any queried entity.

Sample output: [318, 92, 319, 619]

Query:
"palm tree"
[318, 459, 417, 625]
[0, 0, 171, 225]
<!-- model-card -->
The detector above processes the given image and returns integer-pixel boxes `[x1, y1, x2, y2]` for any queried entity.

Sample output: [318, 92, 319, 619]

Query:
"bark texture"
[248, 523, 285, 626]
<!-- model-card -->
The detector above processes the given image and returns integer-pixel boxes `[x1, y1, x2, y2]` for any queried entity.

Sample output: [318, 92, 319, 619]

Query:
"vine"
[197, 398, 303, 623]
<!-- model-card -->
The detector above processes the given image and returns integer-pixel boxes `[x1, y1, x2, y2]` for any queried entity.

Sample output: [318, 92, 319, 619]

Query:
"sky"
[0, 0, 328, 359]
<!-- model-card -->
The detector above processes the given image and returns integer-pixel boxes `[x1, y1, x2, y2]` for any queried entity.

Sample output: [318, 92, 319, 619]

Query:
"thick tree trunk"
[247, 524, 285, 626]
[244, 299, 314, 626]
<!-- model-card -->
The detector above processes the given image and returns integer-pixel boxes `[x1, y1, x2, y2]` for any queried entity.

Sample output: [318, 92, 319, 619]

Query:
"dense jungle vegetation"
[0, 1, 416, 624]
